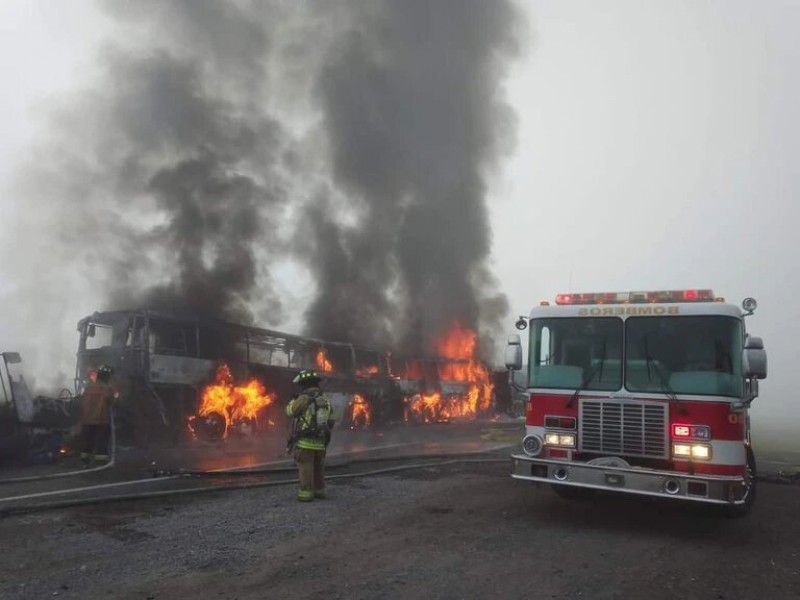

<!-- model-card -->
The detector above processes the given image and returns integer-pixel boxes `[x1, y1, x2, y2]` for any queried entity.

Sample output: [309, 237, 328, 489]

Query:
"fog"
[0, 1, 797, 449]
[0, 0, 521, 383]
[493, 0, 800, 448]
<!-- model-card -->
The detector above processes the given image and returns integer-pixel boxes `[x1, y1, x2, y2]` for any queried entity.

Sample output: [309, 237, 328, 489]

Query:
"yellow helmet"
[293, 369, 321, 385]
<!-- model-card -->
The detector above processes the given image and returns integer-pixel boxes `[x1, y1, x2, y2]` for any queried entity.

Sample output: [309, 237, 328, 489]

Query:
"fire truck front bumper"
[511, 454, 749, 505]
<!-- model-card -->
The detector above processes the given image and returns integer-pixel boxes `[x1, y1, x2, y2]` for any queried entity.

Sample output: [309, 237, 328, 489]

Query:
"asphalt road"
[1, 458, 798, 600]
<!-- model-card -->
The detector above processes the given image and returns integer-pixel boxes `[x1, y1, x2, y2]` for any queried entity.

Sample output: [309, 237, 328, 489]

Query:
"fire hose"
[151, 446, 514, 478]
[0, 443, 795, 518]
[0, 452, 511, 517]
[0, 408, 117, 485]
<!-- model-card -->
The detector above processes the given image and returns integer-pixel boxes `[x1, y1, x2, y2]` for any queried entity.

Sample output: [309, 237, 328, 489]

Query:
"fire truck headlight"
[522, 435, 543, 457]
[545, 433, 576, 448]
[672, 443, 711, 460]
[558, 434, 576, 447]
[673, 443, 692, 457]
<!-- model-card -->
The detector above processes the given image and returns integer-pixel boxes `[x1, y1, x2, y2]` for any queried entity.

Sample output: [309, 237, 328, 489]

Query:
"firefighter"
[286, 369, 335, 501]
[80, 364, 117, 465]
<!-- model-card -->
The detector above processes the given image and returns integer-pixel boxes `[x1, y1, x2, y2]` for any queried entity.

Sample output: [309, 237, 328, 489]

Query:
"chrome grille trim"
[579, 399, 668, 459]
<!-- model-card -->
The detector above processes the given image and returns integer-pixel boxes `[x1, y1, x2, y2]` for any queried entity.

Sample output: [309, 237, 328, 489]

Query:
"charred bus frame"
[76, 309, 477, 443]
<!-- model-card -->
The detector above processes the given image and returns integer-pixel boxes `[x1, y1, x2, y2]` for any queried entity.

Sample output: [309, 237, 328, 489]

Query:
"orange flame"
[436, 322, 477, 360]
[405, 392, 451, 423]
[391, 358, 423, 380]
[350, 394, 372, 427]
[405, 321, 494, 422]
[194, 364, 275, 438]
[356, 364, 380, 378]
[316, 349, 333, 372]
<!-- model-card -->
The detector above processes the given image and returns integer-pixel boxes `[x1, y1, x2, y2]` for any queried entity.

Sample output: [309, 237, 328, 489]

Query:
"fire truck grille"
[579, 399, 668, 459]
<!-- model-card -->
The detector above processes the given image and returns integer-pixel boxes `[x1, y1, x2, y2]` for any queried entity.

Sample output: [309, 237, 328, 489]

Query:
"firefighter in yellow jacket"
[286, 369, 335, 501]
[80, 364, 117, 465]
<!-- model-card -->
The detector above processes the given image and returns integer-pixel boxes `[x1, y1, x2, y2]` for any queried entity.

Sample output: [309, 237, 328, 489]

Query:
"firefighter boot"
[313, 449, 327, 499]
[295, 448, 315, 502]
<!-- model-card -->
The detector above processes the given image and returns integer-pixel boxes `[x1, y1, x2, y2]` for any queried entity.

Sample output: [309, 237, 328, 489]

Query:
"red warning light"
[552, 289, 715, 305]
[673, 424, 691, 437]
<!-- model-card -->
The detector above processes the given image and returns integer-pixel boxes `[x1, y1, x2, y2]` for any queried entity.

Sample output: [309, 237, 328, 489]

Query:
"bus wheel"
[723, 448, 757, 518]
[552, 484, 595, 500]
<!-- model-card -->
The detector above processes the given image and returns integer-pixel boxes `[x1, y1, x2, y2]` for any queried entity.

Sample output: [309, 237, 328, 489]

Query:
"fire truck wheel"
[722, 448, 757, 518]
[551, 484, 595, 501]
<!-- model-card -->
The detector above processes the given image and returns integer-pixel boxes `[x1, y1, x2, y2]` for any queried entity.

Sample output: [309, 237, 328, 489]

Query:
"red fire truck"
[506, 290, 767, 516]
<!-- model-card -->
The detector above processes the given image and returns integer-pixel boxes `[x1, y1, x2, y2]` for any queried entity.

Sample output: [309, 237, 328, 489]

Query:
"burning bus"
[75, 309, 497, 444]
[75, 309, 400, 444]
[507, 290, 767, 516]
[394, 323, 496, 424]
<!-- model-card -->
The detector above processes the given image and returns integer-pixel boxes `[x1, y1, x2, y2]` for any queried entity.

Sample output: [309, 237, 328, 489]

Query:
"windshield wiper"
[566, 337, 607, 409]
[643, 336, 687, 414]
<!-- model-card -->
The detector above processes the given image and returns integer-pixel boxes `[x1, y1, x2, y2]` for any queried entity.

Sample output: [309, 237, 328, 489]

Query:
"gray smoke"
[1, 0, 523, 388]
[2, 1, 295, 329]
[94, 1, 294, 324]
[304, 1, 520, 356]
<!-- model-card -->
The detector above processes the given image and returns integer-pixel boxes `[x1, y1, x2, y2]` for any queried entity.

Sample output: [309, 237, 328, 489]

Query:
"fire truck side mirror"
[743, 337, 767, 380]
[505, 334, 523, 372]
[1, 352, 22, 365]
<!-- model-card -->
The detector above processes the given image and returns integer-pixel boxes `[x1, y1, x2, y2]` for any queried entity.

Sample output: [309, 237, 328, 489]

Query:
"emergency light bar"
[554, 290, 715, 305]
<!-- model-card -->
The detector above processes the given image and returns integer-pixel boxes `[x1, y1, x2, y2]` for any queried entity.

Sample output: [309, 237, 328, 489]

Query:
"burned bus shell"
[1, 351, 77, 460]
[76, 309, 411, 444]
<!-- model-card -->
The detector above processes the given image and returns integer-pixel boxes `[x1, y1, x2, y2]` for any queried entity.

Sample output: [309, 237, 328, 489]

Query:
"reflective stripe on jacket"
[286, 388, 334, 451]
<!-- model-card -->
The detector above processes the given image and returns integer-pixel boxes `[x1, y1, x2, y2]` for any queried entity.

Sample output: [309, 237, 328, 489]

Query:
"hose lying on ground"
[0, 447, 514, 505]
[153, 445, 515, 478]
[0, 457, 508, 517]
[0, 409, 117, 485]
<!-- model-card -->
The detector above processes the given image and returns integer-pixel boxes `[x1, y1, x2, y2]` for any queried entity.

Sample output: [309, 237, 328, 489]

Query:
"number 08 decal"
[728, 413, 745, 424]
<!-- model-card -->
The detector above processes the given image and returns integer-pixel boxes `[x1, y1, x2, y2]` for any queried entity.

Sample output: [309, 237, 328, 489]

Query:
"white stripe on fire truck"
[681, 439, 745, 466]
[526, 426, 545, 438]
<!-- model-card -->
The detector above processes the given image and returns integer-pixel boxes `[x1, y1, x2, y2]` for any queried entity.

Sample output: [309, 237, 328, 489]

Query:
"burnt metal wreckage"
[76, 308, 505, 446]
[0, 351, 77, 461]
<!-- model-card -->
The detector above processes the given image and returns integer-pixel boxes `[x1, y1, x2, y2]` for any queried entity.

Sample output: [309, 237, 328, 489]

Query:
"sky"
[0, 1, 797, 442]
[491, 0, 800, 441]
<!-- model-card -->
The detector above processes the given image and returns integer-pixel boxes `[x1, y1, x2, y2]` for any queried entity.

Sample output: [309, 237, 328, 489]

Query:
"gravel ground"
[1, 461, 799, 600]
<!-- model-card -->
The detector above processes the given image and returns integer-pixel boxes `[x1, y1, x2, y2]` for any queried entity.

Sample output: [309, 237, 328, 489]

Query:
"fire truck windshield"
[529, 318, 623, 391]
[528, 315, 744, 398]
[625, 316, 743, 398]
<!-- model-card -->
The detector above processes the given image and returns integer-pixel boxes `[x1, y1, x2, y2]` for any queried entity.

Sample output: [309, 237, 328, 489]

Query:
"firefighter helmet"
[97, 364, 113, 376]
[293, 369, 321, 385]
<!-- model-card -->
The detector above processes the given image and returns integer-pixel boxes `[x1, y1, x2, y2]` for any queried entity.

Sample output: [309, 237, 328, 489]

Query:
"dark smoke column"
[305, 0, 522, 357]
[92, 1, 293, 325]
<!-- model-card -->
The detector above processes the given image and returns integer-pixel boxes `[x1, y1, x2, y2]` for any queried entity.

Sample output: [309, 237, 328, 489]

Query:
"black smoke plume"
[95, 2, 293, 324]
[304, 1, 520, 356]
[1, 0, 522, 385]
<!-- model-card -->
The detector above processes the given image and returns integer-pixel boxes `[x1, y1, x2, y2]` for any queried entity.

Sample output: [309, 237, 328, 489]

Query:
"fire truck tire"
[551, 484, 595, 500]
[722, 448, 757, 518]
